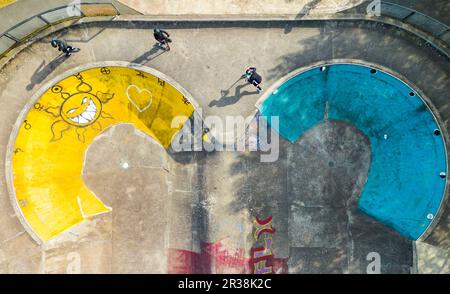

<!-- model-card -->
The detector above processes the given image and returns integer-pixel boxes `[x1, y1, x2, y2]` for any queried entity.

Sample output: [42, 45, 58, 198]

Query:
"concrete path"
[118, 0, 365, 16]
[0, 0, 139, 33]
[0, 18, 448, 273]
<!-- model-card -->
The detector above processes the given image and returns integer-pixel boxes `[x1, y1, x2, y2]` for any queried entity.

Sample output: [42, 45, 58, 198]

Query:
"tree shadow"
[266, 18, 450, 256]
[266, 24, 334, 81]
[424, 202, 450, 250]
[26, 54, 67, 91]
[295, 0, 323, 19]
[227, 121, 413, 273]
[132, 43, 167, 65]
[284, 0, 322, 35]
[52, 19, 113, 43]
[209, 80, 259, 108]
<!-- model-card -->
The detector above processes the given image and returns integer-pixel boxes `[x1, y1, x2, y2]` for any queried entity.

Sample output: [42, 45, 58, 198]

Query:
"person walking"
[245, 67, 262, 92]
[153, 28, 172, 51]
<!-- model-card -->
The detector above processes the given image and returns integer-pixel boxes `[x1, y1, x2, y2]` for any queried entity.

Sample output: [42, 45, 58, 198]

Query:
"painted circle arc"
[258, 63, 447, 240]
[9, 65, 195, 242]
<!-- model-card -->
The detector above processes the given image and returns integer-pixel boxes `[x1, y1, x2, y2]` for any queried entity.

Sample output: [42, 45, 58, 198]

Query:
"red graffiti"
[167, 216, 288, 274]
[167, 240, 248, 274]
[251, 216, 277, 274]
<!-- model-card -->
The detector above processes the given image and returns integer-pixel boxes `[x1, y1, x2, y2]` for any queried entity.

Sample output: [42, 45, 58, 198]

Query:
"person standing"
[245, 67, 262, 92]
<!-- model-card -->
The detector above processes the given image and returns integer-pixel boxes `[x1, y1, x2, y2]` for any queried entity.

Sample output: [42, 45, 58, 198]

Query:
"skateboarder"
[153, 28, 172, 51]
[51, 37, 79, 57]
[245, 67, 262, 92]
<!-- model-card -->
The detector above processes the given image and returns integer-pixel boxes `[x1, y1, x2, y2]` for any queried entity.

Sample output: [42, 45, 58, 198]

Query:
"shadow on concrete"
[295, 0, 323, 19]
[209, 80, 259, 108]
[267, 24, 333, 80]
[282, 20, 449, 253]
[56, 19, 114, 43]
[67, 18, 324, 32]
[63, 17, 448, 254]
[168, 150, 211, 272]
[282, 0, 322, 33]
[132, 43, 167, 64]
[424, 202, 450, 250]
[26, 54, 66, 91]
[267, 19, 450, 255]
[227, 122, 413, 273]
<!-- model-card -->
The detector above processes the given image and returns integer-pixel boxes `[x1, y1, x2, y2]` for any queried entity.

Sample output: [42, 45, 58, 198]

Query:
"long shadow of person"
[209, 80, 259, 108]
[26, 54, 67, 91]
[132, 43, 167, 65]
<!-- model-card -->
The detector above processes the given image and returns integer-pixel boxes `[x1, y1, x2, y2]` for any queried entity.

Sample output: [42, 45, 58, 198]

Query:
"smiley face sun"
[44, 78, 115, 143]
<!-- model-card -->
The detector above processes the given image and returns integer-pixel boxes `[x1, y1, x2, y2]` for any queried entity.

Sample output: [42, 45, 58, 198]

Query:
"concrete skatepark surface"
[0, 0, 449, 274]
[118, 0, 365, 16]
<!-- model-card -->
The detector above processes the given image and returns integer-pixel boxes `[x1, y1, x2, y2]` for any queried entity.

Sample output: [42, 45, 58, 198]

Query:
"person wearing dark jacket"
[245, 67, 262, 92]
[153, 28, 172, 51]
[51, 37, 78, 56]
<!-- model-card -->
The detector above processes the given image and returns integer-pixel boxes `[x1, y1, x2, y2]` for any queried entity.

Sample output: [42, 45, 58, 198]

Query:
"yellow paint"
[0, 0, 16, 8]
[12, 67, 194, 241]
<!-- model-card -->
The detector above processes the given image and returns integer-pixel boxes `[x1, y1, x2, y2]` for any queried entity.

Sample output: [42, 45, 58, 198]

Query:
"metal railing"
[0, 2, 119, 57]
[377, 1, 449, 49]
[1, 1, 449, 58]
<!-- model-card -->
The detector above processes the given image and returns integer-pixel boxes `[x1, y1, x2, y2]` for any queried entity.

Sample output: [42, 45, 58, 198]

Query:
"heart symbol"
[126, 85, 153, 112]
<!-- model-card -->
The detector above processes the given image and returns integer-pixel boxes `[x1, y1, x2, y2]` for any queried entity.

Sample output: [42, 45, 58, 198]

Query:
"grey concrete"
[344, 1, 449, 26]
[386, 0, 450, 25]
[340, 0, 449, 53]
[0, 18, 448, 273]
[229, 121, 412, 273]
[84, 124, 170, 273]
[117, 0, 364, 16]
[0, 0, 138, 33]
[416, 241, 449, 274]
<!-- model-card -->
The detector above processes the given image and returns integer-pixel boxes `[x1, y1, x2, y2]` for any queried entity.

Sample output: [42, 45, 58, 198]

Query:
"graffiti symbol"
[126, 85, 153, 113]
[34, 103, 44, 111]
[13, 148, 24, 155]
[251, 216, 276, 274]
[74, 73, 83, 81]
[100, 67, 111, 75]
[182, 96, 190, 105]
[51, 85, 63, 93]
[23, 120, 31, 130]
[18, 199, 28, 207]
[167, 216, 288, 274]
[136, 70, 148, 79]
[253, 216, 275, 239]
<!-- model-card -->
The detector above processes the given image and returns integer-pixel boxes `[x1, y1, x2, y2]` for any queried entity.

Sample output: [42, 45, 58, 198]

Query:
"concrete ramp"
[258, 63, 447, 240]
[8, 65, 195, 242]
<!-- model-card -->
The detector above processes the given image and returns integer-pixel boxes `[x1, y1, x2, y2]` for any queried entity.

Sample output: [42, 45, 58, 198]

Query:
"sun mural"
[10, 66, 195, 242]
[47, 78, 115, 142]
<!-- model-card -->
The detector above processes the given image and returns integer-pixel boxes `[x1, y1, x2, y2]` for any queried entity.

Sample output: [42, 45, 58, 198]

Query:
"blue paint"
[259, 64, 446, 240]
